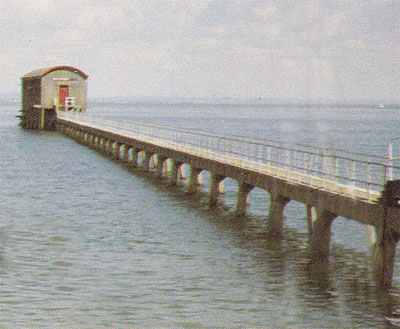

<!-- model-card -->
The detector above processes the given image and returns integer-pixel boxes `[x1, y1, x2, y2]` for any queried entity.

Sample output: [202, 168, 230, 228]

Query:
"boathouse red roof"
[22, 66, 88, 80]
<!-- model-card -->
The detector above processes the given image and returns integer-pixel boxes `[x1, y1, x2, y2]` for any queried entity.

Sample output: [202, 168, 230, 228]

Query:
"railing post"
[350, 159, 355, 189]
[331, 155, 337, 181]
[366, 159, 371, 200]
[388, 140, 393, 180]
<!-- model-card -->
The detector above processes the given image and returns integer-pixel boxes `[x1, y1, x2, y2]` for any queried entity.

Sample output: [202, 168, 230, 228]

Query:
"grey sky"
[1, 0, 399, 102]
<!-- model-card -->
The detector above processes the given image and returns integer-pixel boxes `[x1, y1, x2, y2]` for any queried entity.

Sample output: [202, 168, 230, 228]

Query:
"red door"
[59, 85, 69, 106]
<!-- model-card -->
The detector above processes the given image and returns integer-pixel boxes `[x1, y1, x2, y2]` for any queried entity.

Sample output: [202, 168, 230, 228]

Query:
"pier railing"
[58, 111, 400, 201]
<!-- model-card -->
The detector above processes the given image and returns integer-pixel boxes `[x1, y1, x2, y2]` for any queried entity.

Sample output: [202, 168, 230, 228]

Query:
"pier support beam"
[170, 160, 183, 185]
[156, 156, 167, 178]
[266, 194, 290, 237]
[209, 173, 225, 206]
[235, 182, 254, 217]
[188, 167, 202, 194]
[309, 207, 337, 261]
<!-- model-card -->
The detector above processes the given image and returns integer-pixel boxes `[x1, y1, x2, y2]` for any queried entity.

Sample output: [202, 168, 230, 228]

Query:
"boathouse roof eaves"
[21, 66, 89, 80]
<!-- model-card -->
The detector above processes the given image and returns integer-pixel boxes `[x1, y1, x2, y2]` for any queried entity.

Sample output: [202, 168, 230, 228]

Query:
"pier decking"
[56, 111, 400, 287]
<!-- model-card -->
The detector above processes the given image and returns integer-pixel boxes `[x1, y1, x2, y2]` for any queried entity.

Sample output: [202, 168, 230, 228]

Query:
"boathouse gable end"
[41, 70, 87, 110]
[20, 66, 88, 130]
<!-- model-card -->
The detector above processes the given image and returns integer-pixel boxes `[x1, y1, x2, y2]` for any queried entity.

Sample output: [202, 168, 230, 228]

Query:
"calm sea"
[1, 101, 400, 328]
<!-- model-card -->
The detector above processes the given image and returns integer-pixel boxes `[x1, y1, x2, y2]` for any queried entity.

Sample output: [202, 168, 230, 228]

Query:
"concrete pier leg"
[109, 140, 114, 153]
[93, 135, 98, 147]
[99, 138, 105, 151]
[165, 159, 171, 174]
[235, 182, 254, 216]
[91, 135, 97, 147]
[102, 139, 108, 152]
[209, 173, 225, 206]
[156, 156, 167, 178]
[104, 139, 113, 154]
[266, 194, 290, 237]
[188, 167, 202, 194]
[309, 207, 337, 261]
[120, 144, 128, 161]
[143, 151, 153, 171]
[113, 142, 122, 159]
[170, 160, 183, 185]
[372, 227, 399, 287]
[128, 148, 139, 167]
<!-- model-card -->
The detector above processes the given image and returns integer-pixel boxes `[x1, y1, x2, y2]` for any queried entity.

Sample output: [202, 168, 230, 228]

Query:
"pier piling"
[55, 114, 400, 288]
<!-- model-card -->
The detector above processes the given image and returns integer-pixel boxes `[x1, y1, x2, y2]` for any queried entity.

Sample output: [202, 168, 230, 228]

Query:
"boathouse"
[19, 66, 88, 130]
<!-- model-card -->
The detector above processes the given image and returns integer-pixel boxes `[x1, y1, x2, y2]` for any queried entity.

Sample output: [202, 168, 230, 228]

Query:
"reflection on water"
[0, 102, 400, 328]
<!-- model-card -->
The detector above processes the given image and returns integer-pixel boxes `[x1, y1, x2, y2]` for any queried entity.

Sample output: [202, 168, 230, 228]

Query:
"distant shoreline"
[1, 95, 399, 110]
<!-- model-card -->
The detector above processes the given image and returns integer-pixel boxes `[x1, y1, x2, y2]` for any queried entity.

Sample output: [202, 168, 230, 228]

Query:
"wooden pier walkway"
[56, 111, 400, 287]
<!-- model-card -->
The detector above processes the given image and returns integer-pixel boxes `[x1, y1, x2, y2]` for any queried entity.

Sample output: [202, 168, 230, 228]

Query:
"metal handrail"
[58, 111, 400, 199]
[388, 136, 400, 180]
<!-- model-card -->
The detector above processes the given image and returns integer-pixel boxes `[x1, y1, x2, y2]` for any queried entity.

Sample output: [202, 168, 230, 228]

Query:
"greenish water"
[1, 101, 400, 328]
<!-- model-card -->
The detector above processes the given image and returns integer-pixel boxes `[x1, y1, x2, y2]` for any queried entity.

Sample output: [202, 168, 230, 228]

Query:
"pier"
[56, 111, 400, 287]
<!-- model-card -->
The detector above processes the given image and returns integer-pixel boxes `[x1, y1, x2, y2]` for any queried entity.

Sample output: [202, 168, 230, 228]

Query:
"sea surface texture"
[1, 101, 400, 328]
